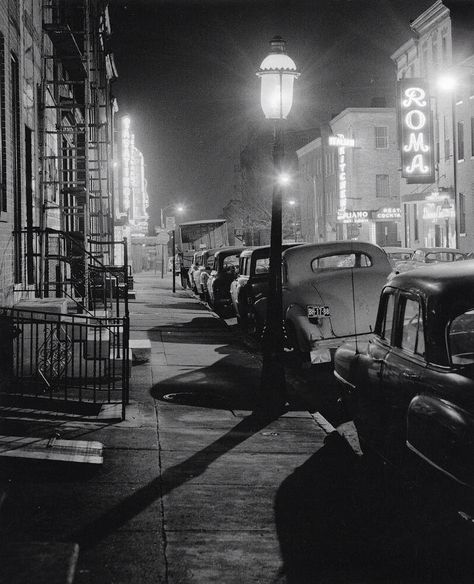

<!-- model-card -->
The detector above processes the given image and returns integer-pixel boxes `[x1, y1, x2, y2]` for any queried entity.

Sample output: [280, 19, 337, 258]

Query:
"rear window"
[206, 254, 215, 268]
[222, 254, 239, 274]
[449, 310, 474, 365]
[254, 258, 270, 274]
[311, 252, 372, 271]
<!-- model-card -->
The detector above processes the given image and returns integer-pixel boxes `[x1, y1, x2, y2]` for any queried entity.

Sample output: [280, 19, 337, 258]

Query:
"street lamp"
[256, 36, 299, 412]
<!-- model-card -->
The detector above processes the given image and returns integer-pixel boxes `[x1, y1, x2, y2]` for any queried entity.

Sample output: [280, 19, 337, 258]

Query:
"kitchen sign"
[398, 79, 434, 184]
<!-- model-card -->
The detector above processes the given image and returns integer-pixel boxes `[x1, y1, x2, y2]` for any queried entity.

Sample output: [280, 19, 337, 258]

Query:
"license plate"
[307, 305, 330, 318]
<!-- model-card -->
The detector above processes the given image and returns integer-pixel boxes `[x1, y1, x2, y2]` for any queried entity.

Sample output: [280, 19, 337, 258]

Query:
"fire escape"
[34, 0, 127, 312]
[1, 0, 129, 418]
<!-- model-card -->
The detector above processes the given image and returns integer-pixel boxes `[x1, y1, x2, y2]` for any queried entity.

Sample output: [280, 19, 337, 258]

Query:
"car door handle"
[373, 357, 385, 363]
[402, 371, 420, 380]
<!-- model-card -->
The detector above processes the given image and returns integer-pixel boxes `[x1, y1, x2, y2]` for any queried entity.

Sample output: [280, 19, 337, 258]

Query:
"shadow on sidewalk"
[71, 410, 285, 550]
[274, 432, 474, 584]
[150, 343, 307, 412]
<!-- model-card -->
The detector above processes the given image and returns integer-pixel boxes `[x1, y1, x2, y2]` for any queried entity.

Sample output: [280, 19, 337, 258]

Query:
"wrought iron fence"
[0, 307, 130, 420]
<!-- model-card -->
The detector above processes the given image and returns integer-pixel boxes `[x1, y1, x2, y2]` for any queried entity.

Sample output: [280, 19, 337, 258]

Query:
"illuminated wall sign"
[337, 209, 369, 224]
[328, 136, 355, 148]
[330, 133, 353, 212]
[372, 207, 401, 220]
[398, 79, 434, 184]
[121, 116, 132, 212]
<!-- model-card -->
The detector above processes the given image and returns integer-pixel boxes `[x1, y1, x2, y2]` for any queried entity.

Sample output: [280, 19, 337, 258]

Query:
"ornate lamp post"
[256, 36, 299, 411]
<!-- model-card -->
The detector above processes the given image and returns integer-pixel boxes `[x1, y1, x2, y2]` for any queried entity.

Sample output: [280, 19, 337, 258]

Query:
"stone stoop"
[129, 339, 151, 363]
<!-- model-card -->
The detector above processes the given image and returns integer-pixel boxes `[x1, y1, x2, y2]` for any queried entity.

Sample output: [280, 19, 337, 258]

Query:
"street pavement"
[0, 272, 334, 583]
[1, 272, 474, 584]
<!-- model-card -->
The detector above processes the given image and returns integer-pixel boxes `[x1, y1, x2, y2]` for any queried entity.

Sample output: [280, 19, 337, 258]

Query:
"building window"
[459, 192, 466, 234]
[11, 52, 22, 282]
[376, 174, 390, 198]
[471, 117, 474, 157]
[413, 204, 419, 241]
[458, 121, 464, 161]
[316, 157, 321, 177]
[375, 126, 388, 149]
[0, 34, 5, 213]
[422, 43, 428, 75]
[432, 38, 438, 69]
[444, 116, 450, 160]
[442, 35, 448, 64]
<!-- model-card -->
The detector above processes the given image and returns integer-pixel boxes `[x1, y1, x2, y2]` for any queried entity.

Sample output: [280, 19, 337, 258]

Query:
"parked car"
[333, 260, 474, 489]
[207, 247, 246, 315]
[391, 246, 465, 277]
[192, 248, 220, 297]
[268, 241, 392, 365]
[382, 246, 414, 269]
[167, 255, 180, 274]
[230, 243, 301, 333]
[188, 251, 204, 292]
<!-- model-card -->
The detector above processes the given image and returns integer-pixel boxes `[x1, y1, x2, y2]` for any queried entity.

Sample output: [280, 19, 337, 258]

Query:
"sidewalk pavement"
[0, 271, 335, 584]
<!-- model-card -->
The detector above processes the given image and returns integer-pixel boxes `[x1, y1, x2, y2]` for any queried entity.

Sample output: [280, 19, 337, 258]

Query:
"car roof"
[383, 246, 413, 254]
[387, 260, 474, 365]
[282, 240, 388, 262]
[388, 260, 474, 308]
[214, 246, 248, 257]
[413, 247, 464, 254]
[239, 242, 301, 259]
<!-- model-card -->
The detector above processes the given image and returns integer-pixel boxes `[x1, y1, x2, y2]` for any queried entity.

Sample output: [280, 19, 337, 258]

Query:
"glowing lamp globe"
[257, 36, 299, 120]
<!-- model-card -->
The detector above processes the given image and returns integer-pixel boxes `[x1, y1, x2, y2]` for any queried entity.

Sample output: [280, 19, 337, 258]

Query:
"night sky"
[108, 0, 435, 225]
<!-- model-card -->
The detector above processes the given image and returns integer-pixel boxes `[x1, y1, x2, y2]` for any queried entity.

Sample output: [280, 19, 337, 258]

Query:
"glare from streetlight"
[437, 73, 457, 93]
[176, 205, 185, 213]
[288, 199, 296, 206]
[278, 173, 291, 186]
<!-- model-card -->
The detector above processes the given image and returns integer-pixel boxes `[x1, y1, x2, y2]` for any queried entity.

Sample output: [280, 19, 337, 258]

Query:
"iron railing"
[0, 307, 129, 420]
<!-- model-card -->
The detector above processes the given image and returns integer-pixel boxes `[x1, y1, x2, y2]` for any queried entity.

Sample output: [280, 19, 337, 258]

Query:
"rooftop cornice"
[410, 0, 450, 37]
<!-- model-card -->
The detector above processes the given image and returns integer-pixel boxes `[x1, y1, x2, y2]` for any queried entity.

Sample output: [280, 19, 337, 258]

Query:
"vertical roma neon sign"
[398, 79, 434, 184]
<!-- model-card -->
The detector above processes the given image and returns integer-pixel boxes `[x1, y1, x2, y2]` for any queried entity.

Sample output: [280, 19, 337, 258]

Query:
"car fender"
[407, 394, 474, 487]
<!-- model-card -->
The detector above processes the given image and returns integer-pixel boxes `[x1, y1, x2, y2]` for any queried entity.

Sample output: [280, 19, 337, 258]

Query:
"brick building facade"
[297, 108, 400, 245]
[391, 0, 474, 251]
[0, 0, 121, 306]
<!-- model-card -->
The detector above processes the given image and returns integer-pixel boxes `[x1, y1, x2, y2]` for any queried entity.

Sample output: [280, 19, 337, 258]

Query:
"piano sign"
[398, 79, 434, 184]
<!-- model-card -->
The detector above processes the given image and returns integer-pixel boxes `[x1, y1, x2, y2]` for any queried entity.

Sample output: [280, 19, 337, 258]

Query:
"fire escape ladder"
[37, 0, 115, 307]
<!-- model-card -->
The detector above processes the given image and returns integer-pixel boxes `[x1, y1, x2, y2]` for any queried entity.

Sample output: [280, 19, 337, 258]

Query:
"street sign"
[156, 231, 170, 244]
[166, 216, 176, 230]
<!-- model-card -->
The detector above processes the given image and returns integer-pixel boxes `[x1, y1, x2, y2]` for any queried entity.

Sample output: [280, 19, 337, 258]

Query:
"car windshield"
[449, 309, 474, 365]
[389, 252, 412, 261]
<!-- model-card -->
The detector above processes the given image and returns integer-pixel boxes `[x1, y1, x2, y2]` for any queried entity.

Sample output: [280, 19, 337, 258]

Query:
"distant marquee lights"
[398, 79, 434, 184]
